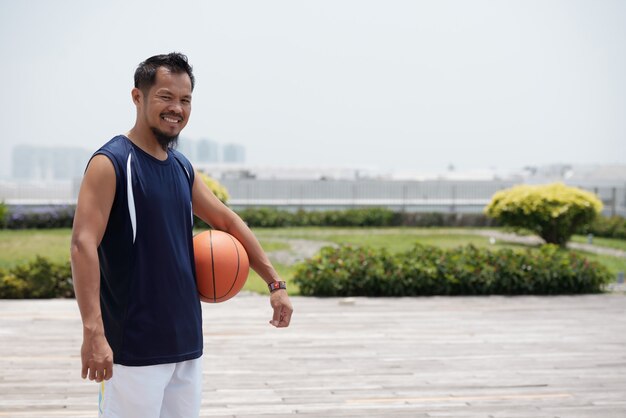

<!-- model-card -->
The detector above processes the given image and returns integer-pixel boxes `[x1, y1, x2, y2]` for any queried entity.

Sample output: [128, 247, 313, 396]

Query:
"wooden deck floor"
[1, 294, 625, 417]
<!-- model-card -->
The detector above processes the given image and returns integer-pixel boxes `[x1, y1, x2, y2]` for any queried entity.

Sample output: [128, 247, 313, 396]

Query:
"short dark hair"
[134, 52, 195, 93]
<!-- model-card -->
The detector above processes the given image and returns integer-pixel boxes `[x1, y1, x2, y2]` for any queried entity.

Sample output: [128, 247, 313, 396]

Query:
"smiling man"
[70, 53, 293, 418]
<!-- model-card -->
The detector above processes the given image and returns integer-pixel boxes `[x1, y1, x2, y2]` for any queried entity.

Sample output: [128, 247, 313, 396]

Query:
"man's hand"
[81, 330, 114, 382]
[269, 289, 293, 327]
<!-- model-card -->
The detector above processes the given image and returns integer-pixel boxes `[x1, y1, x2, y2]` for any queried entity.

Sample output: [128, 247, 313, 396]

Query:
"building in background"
[4, 144, 624, 217]
[12, 145, 91, 181]
[196, 138, 220, 163]
[176, 138, 240, 164]
[222, 143, 246, 163]
[176, 137, 196, 161]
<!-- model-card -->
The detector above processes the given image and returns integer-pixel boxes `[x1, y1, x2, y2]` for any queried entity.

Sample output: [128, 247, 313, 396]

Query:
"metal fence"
[221, 179, 626, 216]
[2, 178, 625, 217]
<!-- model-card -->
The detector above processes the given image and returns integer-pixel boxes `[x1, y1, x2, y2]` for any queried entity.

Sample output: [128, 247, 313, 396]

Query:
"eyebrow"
[155, 89, 191, 99]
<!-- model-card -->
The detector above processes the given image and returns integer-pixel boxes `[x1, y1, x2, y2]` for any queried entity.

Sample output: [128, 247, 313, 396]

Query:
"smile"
[161, 115, 182, 123]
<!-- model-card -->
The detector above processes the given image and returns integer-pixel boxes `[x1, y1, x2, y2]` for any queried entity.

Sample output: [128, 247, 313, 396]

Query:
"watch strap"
[268, 281, 287, 292]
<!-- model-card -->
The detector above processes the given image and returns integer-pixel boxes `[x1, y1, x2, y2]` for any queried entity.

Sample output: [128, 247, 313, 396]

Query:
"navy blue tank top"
[93, 135, 202, 366]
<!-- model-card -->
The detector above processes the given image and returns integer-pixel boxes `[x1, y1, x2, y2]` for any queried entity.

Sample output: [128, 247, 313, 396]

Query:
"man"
[71, 52, 293, 418]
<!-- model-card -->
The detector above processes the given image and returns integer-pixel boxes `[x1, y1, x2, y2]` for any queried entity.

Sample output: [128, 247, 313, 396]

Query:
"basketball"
[193, 230, 249, 303]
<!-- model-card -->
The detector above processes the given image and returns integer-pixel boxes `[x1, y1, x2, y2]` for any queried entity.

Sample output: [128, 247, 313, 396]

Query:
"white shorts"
[98, 358, 202, 418]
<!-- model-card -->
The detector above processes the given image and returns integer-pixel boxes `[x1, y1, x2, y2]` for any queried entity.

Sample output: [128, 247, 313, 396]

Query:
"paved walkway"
[470, 230, 626, 258]
[1, 294, 625, 417]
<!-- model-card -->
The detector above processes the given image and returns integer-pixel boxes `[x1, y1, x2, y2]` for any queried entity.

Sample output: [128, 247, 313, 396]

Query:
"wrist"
[268, 281, 286, 293]
[82, 319, 105, 336]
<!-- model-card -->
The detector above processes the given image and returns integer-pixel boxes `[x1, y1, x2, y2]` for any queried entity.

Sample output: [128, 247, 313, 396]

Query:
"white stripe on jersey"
[126, 153, 137, 243]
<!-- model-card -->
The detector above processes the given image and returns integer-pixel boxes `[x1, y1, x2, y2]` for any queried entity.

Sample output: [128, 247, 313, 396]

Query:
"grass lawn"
[252, 227, 532, 252]
[0, 229, 292, 294]
[253, 227, 626, 279]
[571, 235, 626, 251]
[1, 227, 624, 293]
[0, 229, 72, 268]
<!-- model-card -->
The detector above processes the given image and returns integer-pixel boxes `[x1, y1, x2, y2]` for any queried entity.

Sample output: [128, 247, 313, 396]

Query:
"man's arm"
[192, 171, 293, 327]
[70, 155, 116, 381]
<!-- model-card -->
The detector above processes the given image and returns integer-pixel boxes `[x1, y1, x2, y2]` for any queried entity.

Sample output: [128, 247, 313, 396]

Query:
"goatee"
[151, 127, 179, 151]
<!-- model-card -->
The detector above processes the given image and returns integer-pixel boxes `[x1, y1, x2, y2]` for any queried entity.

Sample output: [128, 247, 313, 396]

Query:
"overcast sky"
[1, 0, 624, 178]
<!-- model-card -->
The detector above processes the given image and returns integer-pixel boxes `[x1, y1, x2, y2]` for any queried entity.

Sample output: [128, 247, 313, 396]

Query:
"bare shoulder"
[77, 154, 116, 207]
[85, 154, 115, 179]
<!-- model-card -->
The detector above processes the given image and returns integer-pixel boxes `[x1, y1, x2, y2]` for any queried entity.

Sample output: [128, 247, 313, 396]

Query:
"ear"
[131, 88, 143, 106]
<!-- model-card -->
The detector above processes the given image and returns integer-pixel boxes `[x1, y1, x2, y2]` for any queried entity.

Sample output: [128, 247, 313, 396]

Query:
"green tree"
[484, 182, 603, 247]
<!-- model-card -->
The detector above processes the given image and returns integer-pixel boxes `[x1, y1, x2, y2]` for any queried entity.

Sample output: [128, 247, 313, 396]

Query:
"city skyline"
[1, 0, 624, 178]
[8, 140, 626, 183]
[8, 138, 248, 180]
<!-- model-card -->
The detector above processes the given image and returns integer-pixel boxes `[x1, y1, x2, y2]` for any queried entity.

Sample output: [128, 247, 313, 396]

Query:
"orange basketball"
[193, 230, 249, 303]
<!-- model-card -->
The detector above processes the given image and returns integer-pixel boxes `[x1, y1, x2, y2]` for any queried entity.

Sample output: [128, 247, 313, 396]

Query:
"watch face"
[269, 281, 286, 291]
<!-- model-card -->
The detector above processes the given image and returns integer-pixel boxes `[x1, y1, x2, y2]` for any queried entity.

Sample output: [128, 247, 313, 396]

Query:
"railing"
[2, 179, 625, 216]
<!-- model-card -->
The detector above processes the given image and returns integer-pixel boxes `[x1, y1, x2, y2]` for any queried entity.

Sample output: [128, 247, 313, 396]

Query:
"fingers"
[269, 300, 293, 328]
[95, 367, 106, 383]
[84, 361, 113, 382]
[269, 290, 294, 328]
[277, 306, 292, 327]
[270, 306, 281, 327]
[88, 363, 97, 381]
[80, 336, 113, 382]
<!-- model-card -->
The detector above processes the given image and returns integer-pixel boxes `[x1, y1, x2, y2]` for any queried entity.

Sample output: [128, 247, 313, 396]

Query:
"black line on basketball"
[209, 230, 217, 302]
[219, 233, 241, 299]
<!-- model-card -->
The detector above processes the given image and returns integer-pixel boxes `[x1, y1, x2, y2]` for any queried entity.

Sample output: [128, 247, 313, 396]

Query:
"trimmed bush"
[582, 216, 626, 240]
[4, 203, 497, 230]
[293, 243, 612, 296]
[0, 257, 74, 299]
[237, 207, 294, 227]
[236, 207, 397, 228]
[235, 208, 496, 228]
[485, 183, 603, 247]
[396, 212, 498, 228]
[5, 205, 75, 229]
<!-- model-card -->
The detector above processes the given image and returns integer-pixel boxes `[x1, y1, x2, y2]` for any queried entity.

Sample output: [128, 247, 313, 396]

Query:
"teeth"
[163, 117, 179, 123]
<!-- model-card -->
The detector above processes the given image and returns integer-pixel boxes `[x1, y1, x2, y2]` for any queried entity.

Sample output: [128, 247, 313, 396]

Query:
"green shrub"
[396, 212, 498, 227]
[233, 208, 496, 228]
[235, 207, 397, 228]
[0, 273, 30, 298]
[294, 245, 396, 296]
[0, 257, 74, 299]
[293, 243, 612, 296]
[5, 204, 497, 230]
[238, 207, 294, 227]
[324, 208, 395, 227]
[485, 183, 603, 247]
[582, 216, 626, 240]
[0, 202, 7, 228]
[5, 205, 75, 229]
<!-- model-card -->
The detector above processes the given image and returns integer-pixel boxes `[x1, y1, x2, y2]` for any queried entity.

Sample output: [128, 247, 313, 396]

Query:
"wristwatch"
[268, 281, 287, 292]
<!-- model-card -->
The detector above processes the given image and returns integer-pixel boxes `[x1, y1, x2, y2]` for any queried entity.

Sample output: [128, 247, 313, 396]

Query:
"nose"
[168, 102, 183, 115]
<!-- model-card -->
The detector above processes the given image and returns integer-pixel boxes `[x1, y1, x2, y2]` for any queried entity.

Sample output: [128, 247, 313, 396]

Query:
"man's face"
[140, 67, 192, 148]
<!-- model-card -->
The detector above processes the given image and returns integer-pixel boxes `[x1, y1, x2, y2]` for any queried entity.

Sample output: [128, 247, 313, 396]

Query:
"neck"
[126, 126, 169, 161]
